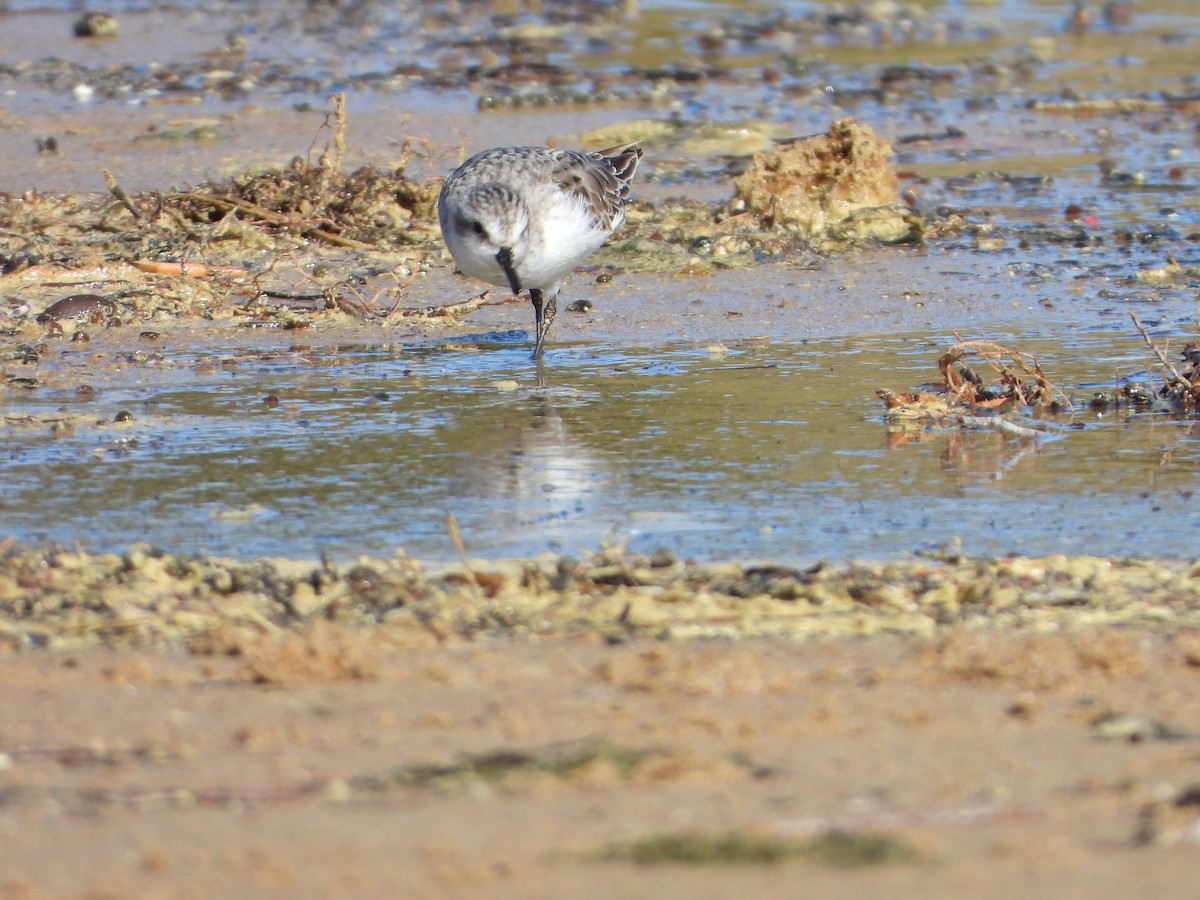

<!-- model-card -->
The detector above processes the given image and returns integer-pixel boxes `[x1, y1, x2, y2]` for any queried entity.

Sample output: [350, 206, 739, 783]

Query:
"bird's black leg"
[530, 289, 557, 358]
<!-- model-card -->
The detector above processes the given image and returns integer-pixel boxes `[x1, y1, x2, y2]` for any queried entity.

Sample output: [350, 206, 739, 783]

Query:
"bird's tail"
[592, 142, 643, 198]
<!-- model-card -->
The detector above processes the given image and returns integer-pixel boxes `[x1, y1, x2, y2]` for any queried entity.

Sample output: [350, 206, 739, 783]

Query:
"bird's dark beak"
[495, 247, 521, 294]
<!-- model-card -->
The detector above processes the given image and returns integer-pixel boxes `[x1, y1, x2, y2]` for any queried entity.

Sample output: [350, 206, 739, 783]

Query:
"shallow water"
[3, 331, 1197, 563]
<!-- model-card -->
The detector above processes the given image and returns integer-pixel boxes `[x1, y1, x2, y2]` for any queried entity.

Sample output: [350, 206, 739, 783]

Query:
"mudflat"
[2, 626, 1199, 898]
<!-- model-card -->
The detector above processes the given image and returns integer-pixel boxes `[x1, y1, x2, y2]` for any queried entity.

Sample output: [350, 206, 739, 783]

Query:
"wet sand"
[2, 630, 1199, 898]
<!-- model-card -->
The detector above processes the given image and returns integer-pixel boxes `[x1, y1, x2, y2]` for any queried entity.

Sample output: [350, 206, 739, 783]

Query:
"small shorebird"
[438, 142, 642, 358]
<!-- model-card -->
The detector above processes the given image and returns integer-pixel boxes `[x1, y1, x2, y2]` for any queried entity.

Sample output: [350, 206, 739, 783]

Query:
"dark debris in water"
[880, 320, 1200, 436]
[878, 338, 1070, 435]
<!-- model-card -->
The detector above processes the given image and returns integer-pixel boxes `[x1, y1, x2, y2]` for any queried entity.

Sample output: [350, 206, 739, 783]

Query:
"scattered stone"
[1, 544, 1200, 652]
[73, 12, 120, 38]
[36, 294, 117, 324]
[1092, 713, 1190, 742]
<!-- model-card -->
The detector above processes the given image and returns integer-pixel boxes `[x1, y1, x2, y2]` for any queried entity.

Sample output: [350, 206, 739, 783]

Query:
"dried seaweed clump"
[731, 117, 901, 236]
[159, 94, 440, 250]
[166, 158, 440, 250]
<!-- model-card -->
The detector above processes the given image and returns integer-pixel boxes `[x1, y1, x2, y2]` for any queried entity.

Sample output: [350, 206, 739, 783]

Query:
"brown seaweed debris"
[878, 338, 1069, 434]
[885, 320, 1200, 426]
[0, 98, 444, 291]
[163, 160, 439, 250]
[168, 160, 437, 254]
[1160, 344, 1200, 409]
[145, 96, 441, 251]
[1130, 312, 1200, 412]
[936, 340, 1066, 411]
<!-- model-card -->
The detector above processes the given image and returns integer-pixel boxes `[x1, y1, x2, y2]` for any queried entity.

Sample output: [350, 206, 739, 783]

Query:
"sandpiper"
[438, 142, 642, 358]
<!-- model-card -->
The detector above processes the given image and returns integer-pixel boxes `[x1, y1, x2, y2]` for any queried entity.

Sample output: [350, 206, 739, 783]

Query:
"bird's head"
[457, 184, 529, 293]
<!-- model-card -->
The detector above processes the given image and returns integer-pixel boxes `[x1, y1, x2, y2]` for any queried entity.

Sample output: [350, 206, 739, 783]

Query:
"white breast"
[517, 190, 619, 292]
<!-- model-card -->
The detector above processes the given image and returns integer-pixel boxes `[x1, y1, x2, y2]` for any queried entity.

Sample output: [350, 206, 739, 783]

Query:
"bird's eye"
[471, 221, 485, 236]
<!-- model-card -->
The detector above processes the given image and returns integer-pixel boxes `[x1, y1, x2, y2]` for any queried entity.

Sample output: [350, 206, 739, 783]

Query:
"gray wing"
[550, 144, 642, 230]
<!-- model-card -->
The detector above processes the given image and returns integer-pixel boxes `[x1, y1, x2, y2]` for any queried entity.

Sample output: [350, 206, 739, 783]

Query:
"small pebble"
[37, 294, 115, 324]
[1092, 712, 1187, 742]
[73, 12, 120, 37]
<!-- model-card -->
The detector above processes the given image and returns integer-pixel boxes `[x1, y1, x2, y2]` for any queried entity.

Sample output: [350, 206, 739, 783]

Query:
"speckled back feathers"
[438, 143, 642, 233]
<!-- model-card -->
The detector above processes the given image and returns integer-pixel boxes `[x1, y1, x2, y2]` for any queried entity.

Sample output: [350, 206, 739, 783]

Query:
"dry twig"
[1129, 311, 1200, 405]
[954, 415, 1042, 438]
[103, 168, 150, 224]
[132, 260, 249, 280]
[445, 510, 482, 604]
